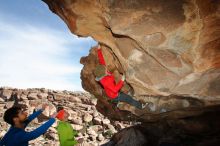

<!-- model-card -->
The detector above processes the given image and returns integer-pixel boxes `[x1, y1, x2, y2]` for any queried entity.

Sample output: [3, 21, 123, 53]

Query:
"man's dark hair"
[3, 106, 22, 125]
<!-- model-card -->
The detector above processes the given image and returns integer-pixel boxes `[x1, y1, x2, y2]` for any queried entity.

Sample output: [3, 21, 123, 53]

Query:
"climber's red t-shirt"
[97, 48, 124, 99]
[99, 74, 124, 99]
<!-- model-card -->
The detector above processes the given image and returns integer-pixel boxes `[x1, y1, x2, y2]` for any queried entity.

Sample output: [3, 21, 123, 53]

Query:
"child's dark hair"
[57, 105, 64, 112]
[3, 106, 22, 125]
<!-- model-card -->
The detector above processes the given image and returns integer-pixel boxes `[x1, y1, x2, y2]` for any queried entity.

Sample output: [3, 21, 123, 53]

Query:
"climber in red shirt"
[94, 44, 147, 109]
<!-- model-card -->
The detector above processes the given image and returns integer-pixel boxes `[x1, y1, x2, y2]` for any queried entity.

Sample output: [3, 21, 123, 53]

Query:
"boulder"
[42, 0, 220, 122]
[83, 113, 93, 123]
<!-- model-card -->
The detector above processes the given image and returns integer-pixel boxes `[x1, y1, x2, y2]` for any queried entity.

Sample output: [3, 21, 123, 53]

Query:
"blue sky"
[0, 0, 97, 91]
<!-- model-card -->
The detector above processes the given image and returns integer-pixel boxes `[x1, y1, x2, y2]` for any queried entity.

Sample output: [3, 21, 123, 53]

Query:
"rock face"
[41, 0, 220, 145]
[42, 0, 220, 118]
[105, 111, 220, 146]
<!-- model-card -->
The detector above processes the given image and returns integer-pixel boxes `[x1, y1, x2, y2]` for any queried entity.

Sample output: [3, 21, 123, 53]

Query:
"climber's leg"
[115, 92, 142, 109]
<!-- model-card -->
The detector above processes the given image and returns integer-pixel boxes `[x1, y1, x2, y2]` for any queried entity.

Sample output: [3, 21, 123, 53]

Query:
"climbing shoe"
[141, 103, 149, 109]
[116, 102, 123, 108]
[148, 102, 156, 111]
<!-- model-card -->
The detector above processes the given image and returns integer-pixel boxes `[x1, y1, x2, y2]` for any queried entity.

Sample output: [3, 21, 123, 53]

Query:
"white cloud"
[0, 20, 95, 91]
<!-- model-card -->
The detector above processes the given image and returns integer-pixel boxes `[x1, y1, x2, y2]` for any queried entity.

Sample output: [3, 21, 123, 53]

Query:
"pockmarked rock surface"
[42, 0, 220, 119]
[41, 0, 220, 145]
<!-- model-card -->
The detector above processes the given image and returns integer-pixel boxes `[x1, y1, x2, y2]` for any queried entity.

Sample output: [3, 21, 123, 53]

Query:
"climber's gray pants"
[112, 92, 142, 109]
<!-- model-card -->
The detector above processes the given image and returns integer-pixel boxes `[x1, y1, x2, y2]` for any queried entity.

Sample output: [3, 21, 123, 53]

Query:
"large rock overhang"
[42, 0, 220, 123]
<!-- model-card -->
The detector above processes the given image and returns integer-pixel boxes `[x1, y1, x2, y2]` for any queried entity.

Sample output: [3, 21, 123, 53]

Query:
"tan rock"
[93, 117, 102, 125]
[0, 98, 4, 102]
[106, 124, 117, 133]
[89, 125, 102, 133]
[102, 119, 110, 126]
[27, 92, 38, 100]
[72, 117, 83, 125]
[71, 124, 83, 131]
[53, 93, 65, 101]
[97, 134, 104, 141]
[92, 110, 99, 117]
[1, 89, 12, 100]
[0, 130, 6, 138]
[115, 123, 125, 130]
[68, 96, 82, 103]
[90, 99, 97, 105]
[4, 101, 14, 109]
[20, 94, 28, 100]
[37, 93, 48, 99]
[87, 128, 97, 136]
[83, 113, 93, 123]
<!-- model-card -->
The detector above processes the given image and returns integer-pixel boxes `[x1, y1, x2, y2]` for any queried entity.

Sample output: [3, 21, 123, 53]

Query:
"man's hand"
[41, 103, 49, 111]
[50, 112, 58, 118]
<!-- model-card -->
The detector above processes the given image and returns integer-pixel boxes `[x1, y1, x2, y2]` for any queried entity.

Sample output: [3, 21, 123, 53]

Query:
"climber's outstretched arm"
[97, 45, 106, 65]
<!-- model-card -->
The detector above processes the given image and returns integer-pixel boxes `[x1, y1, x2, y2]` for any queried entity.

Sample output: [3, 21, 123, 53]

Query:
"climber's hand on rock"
[97, 44, 101, 49]
[121, 74, 126, 81]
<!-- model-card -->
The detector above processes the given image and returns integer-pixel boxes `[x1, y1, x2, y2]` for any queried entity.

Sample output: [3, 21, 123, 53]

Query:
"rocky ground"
[0, 87, 133, 146]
